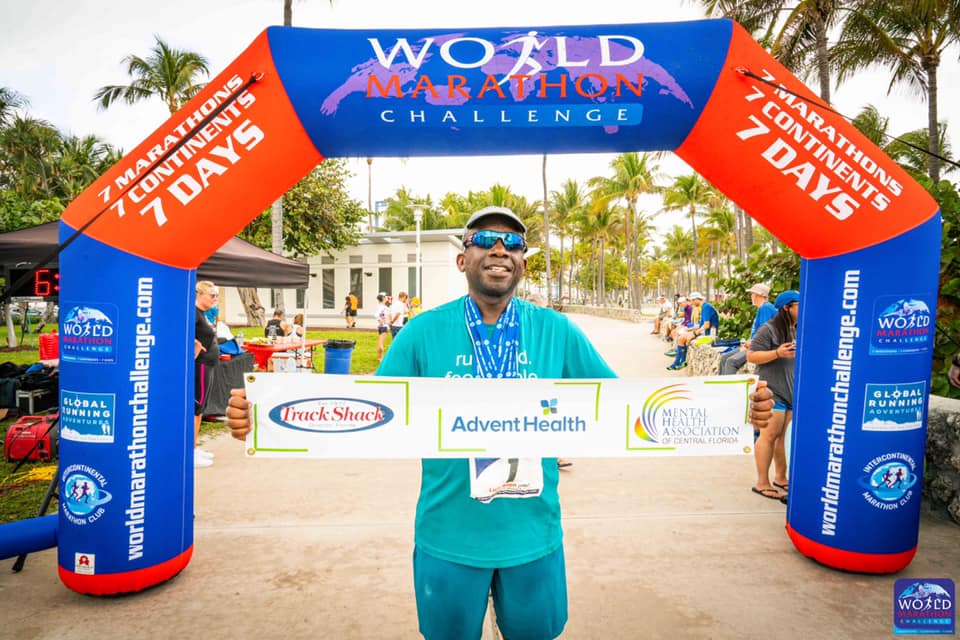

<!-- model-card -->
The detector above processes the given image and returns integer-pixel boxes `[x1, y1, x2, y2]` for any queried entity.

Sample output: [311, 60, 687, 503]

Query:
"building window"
[349, 255, 362, 264]
[408, 266, 417, 298]
[350, 268, 363, 309]
[271, 289, 282, 310]
[296, 288, 306, 308]
[379, 267, 392, 296]
[322, 270, 335, 309]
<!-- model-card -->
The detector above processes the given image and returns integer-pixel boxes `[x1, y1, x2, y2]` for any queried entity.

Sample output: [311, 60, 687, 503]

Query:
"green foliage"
[239, 160, 366, 257]
[930, 179, 960, 398]
[0, 191, 63, 232]
[713, 247, 801, 339]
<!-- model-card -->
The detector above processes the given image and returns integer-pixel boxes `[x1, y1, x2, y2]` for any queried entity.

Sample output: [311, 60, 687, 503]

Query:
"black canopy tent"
[0, 222, 310, 289]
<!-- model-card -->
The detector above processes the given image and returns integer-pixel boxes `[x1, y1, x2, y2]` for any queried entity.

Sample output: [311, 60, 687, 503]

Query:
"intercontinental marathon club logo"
[894, 579, 955, 635]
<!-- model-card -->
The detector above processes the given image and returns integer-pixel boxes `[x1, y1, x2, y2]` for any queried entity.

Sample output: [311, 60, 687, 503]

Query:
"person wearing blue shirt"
[667, 292, 719, 370]
[224, 206, 775, 640]
[720, 283, 778, 375]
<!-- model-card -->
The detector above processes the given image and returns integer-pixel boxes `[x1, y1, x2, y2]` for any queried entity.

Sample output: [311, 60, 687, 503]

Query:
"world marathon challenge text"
[820, 270, 860, 536]
[126, 277, 154, 561]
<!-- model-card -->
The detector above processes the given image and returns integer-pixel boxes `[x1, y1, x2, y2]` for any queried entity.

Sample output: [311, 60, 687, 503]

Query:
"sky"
[2, 0, 958, 238]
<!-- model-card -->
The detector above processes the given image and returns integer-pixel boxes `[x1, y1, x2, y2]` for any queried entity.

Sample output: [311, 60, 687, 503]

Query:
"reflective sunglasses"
[463, 230, 527, 252]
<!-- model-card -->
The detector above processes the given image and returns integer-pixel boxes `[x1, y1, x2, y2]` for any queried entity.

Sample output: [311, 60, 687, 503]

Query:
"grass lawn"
[0, 323, 388, 524]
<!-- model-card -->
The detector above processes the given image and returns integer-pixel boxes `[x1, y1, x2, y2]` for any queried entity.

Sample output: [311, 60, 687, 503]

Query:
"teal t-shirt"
[376, 296, 616, 568]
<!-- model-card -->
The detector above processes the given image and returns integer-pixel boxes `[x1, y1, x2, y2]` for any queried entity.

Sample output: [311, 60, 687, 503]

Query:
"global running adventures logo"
[894, 578, 955, 635]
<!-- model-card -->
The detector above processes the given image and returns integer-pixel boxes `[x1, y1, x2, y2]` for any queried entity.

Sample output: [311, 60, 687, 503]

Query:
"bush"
[930, 179, 960, 398]
[712, 247, 800, 340]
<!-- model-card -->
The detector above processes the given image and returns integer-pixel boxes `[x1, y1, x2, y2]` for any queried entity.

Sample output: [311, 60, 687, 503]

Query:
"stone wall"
[563, 304, 645, 324]
[926, 395, 960, 524]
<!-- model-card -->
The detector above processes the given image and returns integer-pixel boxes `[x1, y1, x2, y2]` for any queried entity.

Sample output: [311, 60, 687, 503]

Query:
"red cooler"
[39, 331, 59, 360]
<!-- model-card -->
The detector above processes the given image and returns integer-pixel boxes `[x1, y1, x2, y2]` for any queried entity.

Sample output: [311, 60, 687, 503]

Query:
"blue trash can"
[323, 339, 356, 374]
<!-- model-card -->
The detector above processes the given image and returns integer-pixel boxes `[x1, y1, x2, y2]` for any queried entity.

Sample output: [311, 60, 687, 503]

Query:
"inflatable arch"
[13, 20, 943, 594]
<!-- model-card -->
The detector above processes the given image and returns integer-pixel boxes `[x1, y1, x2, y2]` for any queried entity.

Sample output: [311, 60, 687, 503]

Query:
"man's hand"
[949, 357, 960, 388]
[749, 380, 774, 430]
[226, 388, 252, 441]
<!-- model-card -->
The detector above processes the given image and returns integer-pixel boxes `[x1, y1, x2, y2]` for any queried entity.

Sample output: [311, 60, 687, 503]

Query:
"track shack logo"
[61, 303, 117, 363]
[869, 295, 932, 356]
[268, 398, 394, 433]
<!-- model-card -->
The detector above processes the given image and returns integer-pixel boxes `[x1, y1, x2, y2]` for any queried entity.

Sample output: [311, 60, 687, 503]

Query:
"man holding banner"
[227, 205, 774, 640]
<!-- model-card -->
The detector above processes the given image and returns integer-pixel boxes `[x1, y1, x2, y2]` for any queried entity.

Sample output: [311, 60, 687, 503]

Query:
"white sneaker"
[194, 455, 213, 468]
[196, 449, 215, 460]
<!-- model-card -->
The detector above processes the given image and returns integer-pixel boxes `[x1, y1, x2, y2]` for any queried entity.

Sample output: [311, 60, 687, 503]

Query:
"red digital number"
[34, 269, 57, 296]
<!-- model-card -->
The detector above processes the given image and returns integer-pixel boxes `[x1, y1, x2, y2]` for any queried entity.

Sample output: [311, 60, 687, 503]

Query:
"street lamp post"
[410, 204, 426, 302]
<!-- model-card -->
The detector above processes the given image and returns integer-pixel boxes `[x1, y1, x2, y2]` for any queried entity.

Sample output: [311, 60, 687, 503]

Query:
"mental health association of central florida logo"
[894, 578, 955, 635]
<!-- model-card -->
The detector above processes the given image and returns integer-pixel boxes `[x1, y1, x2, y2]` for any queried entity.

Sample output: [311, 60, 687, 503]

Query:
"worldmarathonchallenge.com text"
[126, 278, 154, 560]
[821, 270, 861, 536]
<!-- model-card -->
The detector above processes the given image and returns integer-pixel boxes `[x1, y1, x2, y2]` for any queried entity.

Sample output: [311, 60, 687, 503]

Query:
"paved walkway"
[1, 313, 956, 639]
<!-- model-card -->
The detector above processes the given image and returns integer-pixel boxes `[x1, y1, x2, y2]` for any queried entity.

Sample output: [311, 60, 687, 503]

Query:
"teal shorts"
[413, 545, 567, 640]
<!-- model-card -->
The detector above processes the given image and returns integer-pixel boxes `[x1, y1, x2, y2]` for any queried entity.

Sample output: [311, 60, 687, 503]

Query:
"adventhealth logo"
[451, 398, 586, 433]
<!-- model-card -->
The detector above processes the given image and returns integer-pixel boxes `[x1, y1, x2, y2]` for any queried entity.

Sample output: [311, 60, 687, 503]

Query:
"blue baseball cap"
[774, 290, 800, 310]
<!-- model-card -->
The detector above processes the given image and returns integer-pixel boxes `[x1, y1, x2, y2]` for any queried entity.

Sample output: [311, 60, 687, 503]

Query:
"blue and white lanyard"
[464, 297, 520, 379]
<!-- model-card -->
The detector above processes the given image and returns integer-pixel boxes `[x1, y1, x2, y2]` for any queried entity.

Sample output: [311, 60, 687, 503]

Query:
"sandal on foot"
[752, 487, 782, 500]
[773, 481, 789, 492]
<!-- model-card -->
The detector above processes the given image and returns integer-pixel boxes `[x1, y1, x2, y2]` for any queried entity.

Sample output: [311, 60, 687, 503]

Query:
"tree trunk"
[742, 207, 754, 252]
[814, 19, 831, 103]
[926, 63, 940, 184]
[238, 288, 266, 327]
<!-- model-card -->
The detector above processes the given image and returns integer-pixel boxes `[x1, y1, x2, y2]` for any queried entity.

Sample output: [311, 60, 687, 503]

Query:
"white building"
[218, 229, 468, 327]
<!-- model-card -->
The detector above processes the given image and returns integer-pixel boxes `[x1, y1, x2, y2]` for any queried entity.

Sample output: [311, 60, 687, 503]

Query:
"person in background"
[747, 289, 799, 502]
[949, 352, 960, 388]
[290, 313, 305, 338]
[408, 296, 423, 320]
[204, 299, 218, 326]
[666, 292, 719, 371]
[719, 283, 777, 375]
[194, 281, 220, 468]
[343, 296, 356, 329]
[264, 309, 288, 341]
[375, 293, 390, 362]
[651, 295, 672, 336]
[390, 291, 409, 338]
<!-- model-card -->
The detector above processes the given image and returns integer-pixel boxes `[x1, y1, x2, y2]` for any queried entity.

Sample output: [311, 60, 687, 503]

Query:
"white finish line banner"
[243, 374, 758, 459]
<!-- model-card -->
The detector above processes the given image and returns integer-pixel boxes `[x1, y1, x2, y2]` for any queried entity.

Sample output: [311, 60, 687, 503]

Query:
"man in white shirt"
[389, 291, 409, 338]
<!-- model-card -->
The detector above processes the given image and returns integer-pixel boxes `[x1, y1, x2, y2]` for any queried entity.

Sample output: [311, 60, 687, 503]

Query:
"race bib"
[469, 457, 543, 503]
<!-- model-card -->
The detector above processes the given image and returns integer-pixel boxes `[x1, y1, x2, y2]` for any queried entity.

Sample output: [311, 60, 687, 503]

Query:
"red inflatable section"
[786, 523, 917, 574]
[676, 23, 935, 259]
[60, 31, 323, 269]
[59, 546, 193, 596]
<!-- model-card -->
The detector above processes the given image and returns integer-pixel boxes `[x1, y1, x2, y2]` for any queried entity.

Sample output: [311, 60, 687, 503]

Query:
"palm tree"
[588, 152, 661, 308]
[662, 173, 715, 292]
[832, 0, 960, 184]
[852, 103, 955, 181]
[0, 115, 61, 199]
[94, 37, 209, 114]
[696, 0, 847, 102]
[550, 179, 587, 305]
[0, 87, 29, 128]
[663, 226, 696, 293]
